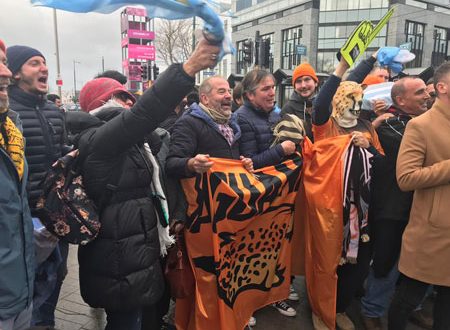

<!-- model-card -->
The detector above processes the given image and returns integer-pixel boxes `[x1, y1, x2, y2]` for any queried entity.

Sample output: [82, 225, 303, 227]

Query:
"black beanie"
[6, 45, 45, 75]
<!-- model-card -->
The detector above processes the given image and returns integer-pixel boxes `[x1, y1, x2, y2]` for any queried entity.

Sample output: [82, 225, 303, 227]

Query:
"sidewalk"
[55, 246, 426, 330]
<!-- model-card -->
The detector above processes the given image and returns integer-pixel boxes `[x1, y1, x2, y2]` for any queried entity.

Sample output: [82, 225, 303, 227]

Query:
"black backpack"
[35, 151, 101, 245]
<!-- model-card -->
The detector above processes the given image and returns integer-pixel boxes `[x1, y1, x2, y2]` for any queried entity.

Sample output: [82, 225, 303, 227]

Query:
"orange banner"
[176, 156, 303, 330]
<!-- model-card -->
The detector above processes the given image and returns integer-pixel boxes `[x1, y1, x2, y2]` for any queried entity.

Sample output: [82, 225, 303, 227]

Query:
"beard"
[0, 98, 8, 113]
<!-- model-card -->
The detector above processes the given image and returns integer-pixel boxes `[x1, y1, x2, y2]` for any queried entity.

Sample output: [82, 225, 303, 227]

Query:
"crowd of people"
[1, 31, 449, 330]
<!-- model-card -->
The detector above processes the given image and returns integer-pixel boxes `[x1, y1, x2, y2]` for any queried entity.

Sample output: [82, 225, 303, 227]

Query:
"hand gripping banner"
[176, 155, 303, 330]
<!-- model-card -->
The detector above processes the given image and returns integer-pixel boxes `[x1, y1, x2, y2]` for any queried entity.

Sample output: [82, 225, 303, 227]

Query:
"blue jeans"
[105, 309, 142, 330]
[361, 264, 400, 317]
[32, 241, 69, 326]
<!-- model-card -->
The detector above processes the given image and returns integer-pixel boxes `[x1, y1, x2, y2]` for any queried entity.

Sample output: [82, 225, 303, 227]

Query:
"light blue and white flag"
[31, 0, 234, 58]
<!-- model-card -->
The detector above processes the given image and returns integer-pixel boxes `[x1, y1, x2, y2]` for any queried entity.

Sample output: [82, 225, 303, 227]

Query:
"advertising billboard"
[125, 7, 147, 17]
[128, 44, 156, 60]
[128, 29, 155, 40]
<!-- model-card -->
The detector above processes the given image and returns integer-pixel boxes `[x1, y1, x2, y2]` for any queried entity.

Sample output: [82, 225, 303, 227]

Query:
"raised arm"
[312, 57, 349, 125]
[89, 39, 220, 156]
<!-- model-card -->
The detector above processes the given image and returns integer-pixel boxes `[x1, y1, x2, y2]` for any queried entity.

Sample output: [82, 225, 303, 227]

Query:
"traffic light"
[259, 39, 271, 68]
[141, 63, 148, 81]
[153, 64, 160, 80]
[242, 39, 253, 64]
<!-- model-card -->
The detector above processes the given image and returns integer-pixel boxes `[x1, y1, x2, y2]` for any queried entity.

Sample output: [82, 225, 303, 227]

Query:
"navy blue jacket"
[235, 101, 283, 169]
[0, 110, 34, 320]
[166, 103, 241, 178]
[8, 85, 69, 212]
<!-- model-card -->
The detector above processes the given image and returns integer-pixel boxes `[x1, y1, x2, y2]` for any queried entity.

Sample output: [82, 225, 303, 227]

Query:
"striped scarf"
[0, 113, 25, 180]
[341, 144, 372, 265]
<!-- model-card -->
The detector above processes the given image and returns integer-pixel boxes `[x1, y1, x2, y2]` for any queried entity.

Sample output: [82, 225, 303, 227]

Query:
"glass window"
[281, 26, 303, 69]
[337, 1, 348, 10]
[405, 21, 425, 67]
[369, 8, 383, 20]
[236, 0, 252, 12]
[319, 27, 325, 39]
[347, 10, 358, 21]
[371, 0, 382, 8]
[348, 0, 359, 10]
[360, 0, 371, 9]
[432, 27, 449, 67]
[358, 9, 371, 20]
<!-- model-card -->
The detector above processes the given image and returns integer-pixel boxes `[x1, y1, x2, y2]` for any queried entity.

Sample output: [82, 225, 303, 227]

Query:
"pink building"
[121, 7, 156, 92]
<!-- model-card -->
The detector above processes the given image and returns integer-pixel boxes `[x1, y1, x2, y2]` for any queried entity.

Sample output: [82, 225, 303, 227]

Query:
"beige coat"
[396, 98, 450, 286]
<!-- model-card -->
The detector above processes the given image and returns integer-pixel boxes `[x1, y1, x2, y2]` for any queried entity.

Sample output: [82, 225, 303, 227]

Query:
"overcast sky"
[0, 0, 135, 94]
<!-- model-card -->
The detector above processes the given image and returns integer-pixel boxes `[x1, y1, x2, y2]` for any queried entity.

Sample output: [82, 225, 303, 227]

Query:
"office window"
[236, 0, 252, 12]
[432, 27, 449, 67]
[405, 21, 425, 68]
[281, 26, 303, 69]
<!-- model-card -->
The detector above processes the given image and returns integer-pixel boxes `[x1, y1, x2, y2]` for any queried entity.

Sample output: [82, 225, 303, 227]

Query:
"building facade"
[231, 0, 450, 104]
[120, 7, 156, 92]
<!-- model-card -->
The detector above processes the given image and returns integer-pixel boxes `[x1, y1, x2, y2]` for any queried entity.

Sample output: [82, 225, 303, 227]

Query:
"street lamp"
[73, 60, 80, 103]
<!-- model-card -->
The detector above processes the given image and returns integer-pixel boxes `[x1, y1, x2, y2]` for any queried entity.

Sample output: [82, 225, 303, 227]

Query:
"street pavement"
[54, 246, 427, 330]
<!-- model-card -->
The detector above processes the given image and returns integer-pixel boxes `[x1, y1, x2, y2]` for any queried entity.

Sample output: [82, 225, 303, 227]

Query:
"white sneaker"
[288, 284, 300, 301]
[271, 300, 297, 317]
[248, 316, 256, 327]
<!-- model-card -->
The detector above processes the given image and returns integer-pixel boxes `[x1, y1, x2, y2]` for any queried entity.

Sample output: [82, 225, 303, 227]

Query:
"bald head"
[391, 77, 429, 116]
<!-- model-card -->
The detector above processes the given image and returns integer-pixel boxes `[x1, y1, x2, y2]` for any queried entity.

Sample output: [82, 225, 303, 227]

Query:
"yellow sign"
[339, 6, 395, 66]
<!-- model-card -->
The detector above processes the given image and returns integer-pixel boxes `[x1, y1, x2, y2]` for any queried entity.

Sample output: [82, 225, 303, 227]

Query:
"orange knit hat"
[292, 63, 318, 87]
[362, 74, 384, 86]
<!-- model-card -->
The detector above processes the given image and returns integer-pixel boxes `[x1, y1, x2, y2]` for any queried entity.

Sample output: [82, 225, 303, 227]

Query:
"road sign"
[296, 45, 307, 56]
[399, 42, 412, 51]
[56, 79, 63, 86]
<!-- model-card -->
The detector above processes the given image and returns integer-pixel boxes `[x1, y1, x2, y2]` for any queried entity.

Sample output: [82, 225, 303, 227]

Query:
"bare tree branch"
[156, 19, 193, 66]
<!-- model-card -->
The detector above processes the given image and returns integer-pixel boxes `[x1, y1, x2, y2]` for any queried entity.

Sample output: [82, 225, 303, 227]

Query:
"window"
[236, 0, 252, 12]
[281, 26, 303, 69]
[432, 27, 449, 67]
[405, 21, 425, 68]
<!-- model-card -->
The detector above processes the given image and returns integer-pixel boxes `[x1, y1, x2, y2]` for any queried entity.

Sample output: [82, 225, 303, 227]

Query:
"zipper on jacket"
[34, 105, 57, 165]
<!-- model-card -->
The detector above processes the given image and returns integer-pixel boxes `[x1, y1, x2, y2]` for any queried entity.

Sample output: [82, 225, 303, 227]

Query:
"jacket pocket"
[428, 185, 450, 228]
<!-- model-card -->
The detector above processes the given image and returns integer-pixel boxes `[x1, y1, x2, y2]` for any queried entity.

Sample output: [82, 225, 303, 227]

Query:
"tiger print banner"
[175, 155, 302, 330]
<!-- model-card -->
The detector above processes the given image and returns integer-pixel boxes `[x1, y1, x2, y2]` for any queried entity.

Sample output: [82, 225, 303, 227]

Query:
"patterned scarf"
[341, 144, 372, 265]
[199, 103, 234, 145]
[0, 113, 25, 180]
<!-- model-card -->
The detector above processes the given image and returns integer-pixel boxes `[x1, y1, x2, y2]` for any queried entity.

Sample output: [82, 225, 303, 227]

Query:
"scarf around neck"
[0, 112, 25, 180]
[199, 103, 231, 125]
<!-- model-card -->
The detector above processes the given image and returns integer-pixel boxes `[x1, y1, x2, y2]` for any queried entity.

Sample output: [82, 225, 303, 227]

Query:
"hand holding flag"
[31, 0, 233, 61]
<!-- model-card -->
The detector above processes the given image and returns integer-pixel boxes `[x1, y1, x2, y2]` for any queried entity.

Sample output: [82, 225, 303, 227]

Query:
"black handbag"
[35, 152, 101, 245]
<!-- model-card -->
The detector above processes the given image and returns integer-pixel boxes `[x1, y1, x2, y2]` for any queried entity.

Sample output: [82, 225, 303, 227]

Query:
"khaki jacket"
[396, 98, 450, 286]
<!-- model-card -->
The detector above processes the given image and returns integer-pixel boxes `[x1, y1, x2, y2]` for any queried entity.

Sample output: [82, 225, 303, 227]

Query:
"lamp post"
[73, 60, 80, 103]
[53, 9, 62, 98]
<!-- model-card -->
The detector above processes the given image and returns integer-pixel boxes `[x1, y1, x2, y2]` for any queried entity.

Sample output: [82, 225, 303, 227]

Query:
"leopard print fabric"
[331, 81, 363, 120]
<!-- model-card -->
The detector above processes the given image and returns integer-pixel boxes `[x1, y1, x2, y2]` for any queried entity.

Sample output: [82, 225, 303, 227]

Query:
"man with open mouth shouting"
[7, 45, 71, 329]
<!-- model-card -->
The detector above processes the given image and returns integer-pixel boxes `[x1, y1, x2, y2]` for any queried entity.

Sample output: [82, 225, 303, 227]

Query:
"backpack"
[35, 151, 101, 245]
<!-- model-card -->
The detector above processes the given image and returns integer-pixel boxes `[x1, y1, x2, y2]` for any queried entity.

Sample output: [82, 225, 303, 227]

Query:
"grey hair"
[241, 69, 274, 101]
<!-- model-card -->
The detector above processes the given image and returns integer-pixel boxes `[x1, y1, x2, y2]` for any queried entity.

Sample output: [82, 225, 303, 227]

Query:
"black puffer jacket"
[166, 103, 241, 178]
[8, 85, 68, 211]
[66, 63, 194, 311]
[235, 101, 283, 169]
[281, 92, 315, 141]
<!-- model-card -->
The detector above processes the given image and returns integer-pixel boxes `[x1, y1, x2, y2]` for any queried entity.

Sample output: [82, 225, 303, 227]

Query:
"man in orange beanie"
[281, 63, 318, 141]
